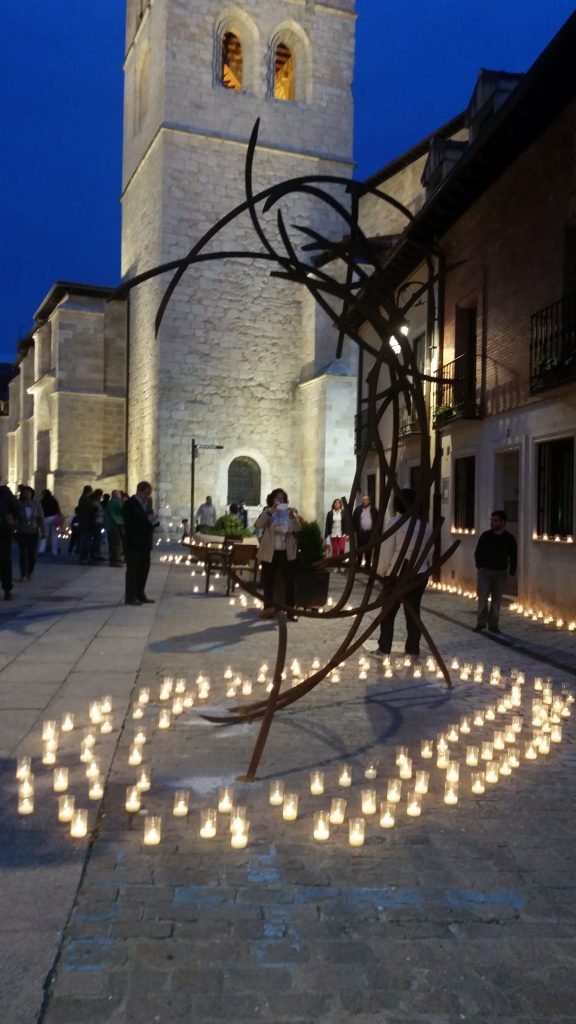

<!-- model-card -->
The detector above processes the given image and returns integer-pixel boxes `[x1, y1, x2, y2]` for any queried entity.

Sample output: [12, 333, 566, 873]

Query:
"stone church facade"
[7, 0, 358, 523]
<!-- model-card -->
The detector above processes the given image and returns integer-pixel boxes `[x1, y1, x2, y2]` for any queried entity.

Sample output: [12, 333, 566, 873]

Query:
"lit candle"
[61, 713, 75, 733]
[138, 687, 150, 705]
[42, 720, 58, 742]
[399, 757, 412, 780]
[309, 771, 324, 796]
[231, 823, 249, 849]
[485, 706, 496, 721]
[420, 739, 434, 759]
[551, 724, 562, 743]
[89, 778, 104, 800]
[282, 794, 299, 821]
[158, 709, 171, 730]
[172, 697, 184, 716]
[436, 734, 449, 754]
[269, 779, 285, 806]
[363, 763, 378, 780]
[224, 667, 233, 680]
[173, 790, 190, 817]
[473, 711, 485, 727]
[159, 678, 173, 700]
[446, 761, 460, 783]
[313, 811, 330, 842]
[101, 695, 113, 715]
[18, 794, 34, 815]
[499, 755, 512, 775]
[338, 765, 352, 788]
[444, 781, 458, 805]
[199, 808, 217, 838]
[524, 741, 538, 760]
[70, 809, 88, 838]
[512, 715, 523, 733]
[361, 789, 377, 815]
[241, 679, 253, 696]
[395, 745, 409, 766]
[218, 787, 234, 813]
[230, 806, 247, 834]
[414, 770, 429, 795]
[387, 778, 402, 803]
[53, 767, 69, 792]
[125, 786, 141, 813]
[436, 751, 450, 769]
[58, 794, 75, 822]
[175, 677, 187, 694]
[143, 815, 162, 845]
[136, 766, 151, 791]
[183, 691, 195, 709]
[89, 702, 103, 725]
[100, 716, 113, 735]
[538, 735, 551, 755]
[86, 758, 100, 780]
[485, 761, 499, 784]
[329, 797, 347, 825]
[446, 725, 459, 742]
[42, 741, 57, 765]
[466, 745, 480, 767]
[481, 741, 493, 761]
[459, 716, 471, 734]
[16, 756, 32, 780]
[379, 801, 395, 828]
[83, 728, 96, 748]
[508, 747, 520, 768]
[406, 789, 422, 817]
[471, 770, 485, 794]
[348, 817, 365, 846]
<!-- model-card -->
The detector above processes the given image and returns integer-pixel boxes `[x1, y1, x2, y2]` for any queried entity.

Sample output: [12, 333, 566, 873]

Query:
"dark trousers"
[17, 534, 38, 580]
[477, 568, 507, 628]
[261, 552, 295, 608]
[125, 547, 151, 602]
[379, 575, 428, 656]
[108, 526, 124, 565]
[356, 529, 374, 569]
[0, 533, 13, 594]
[78, 525, 94, 562]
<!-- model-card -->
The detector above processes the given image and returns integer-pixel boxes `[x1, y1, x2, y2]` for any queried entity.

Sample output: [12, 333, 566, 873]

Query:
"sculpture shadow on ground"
[149, 617, 264, 655]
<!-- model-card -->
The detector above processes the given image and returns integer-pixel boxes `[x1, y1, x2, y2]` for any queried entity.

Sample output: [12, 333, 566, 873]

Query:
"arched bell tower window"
[228, 457, 261, 506]
[274, 43, 294, 101]
[269, 22, 312, 104]
[222, 31, 243, 90]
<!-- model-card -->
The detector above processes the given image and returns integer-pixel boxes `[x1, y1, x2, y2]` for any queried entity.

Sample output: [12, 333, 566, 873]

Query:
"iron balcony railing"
[433, 353, 485, 425]
[530, 290, 576, 392]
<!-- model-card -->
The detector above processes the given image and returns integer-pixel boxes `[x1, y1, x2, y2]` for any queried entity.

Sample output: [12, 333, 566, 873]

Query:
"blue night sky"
[1, 0, 574, 361]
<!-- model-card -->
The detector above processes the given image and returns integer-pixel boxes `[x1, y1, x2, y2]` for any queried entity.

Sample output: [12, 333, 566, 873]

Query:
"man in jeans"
[474, 510, 517, 634]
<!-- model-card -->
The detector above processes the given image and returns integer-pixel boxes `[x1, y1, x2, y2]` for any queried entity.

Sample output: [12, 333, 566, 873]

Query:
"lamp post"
[190, 438, 224, 527]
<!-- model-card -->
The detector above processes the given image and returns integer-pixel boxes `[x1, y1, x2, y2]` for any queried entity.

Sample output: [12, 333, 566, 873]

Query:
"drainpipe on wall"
[431, 251, 446, 581]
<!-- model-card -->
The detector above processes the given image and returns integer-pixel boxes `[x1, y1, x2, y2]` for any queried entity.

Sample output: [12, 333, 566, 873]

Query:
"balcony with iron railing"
[432, 353, 485, 426]
[530, 290, 576, 392]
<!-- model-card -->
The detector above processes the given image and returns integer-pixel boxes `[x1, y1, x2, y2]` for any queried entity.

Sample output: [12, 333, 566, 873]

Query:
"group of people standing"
[0, 483, 64, 599]
[72, 487, 126, 567]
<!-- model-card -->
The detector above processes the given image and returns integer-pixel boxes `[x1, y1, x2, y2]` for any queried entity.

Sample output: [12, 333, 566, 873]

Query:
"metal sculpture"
[117, 121, 459, 780]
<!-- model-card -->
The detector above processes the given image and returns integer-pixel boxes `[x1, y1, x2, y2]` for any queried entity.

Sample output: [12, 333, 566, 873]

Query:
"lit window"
[536, 438, 574, 538]
[222, 32, 243, 90]
[274, 43, 294, 101]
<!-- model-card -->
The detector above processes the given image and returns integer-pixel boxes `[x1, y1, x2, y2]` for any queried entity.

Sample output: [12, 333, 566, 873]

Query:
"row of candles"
[428, 580, 576, 633]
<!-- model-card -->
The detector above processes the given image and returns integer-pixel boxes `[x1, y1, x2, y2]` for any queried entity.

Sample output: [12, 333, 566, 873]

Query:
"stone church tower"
[121, 0, 357, 523]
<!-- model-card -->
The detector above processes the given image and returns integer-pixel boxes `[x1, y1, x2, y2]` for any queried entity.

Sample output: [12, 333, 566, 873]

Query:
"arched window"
[274, 42, 294, 101]
[228, 457, 261, 506]
[222, 31, 243, 90]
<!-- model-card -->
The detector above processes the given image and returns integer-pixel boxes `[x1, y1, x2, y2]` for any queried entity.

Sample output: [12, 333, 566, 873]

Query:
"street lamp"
[190, 437, 224, 526]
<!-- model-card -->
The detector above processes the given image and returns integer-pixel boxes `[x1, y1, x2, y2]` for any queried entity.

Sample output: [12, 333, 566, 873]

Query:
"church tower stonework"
[122, 0, 357, 523]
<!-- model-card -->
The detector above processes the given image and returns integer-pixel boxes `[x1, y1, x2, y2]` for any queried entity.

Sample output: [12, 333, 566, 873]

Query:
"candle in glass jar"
[19, 777, 34, 800]
[406, 790, 422, 817]
[493, 730, 505, 750]
[446, 761, 460, 784]
[499, 755, 512, 776]
[524, 741, 538, 760]
[143, 815, 162, 845]
[481, 741, 493, 761]
[86, 757, 100, 780]
[473, 711, 485, 726]
[100, 716, 113, 735]
[218, 787, 234, 813]
[379, 801, 395, 828]
[42, 741, 57, 765]
[444, 781, 458, 805]
[466, 745, 479, 767]
[414, 770, 429, 795]
[138, 687, 150, 705]
[471, 771, 485, 794]
[175, 677, 187, 694]
[269, 779, 285, 806]
[173, 790, 190, 817]
[436, 751, 450, 769]
[538, 735, 551, 755]
[172, 697, 184, 716]
[58, 794, 75, 822]
[128, 744, 142, 766]
[399, 757, 412, 780]
[230, 823, 249, 849]
[125, 786, 141, 813]
[485, 760, 499, 783]
[485, 706, 496, 721]
[387, 778, 402, 803]
[329, 797, 347, 825]
[16, 755, 32, 780]
[70, 809, 88, 838]
[309, 771, 324, 796]
[158, 709, 171, 730]
[199, 808, 217, 838]
[313, 811, 330, 842]
[229, 806, 247, 834]
[61, 713, 75, 733]
[89, 778, 104, 800]
[53, 767, 69, 792]
[159, 679, 173, 700]
[364, 762, 378, 780]
[446, 724, 459, 742]
[42, 720, 58, 742]
[420, 739, 434, 759]
[551, 724, 562, 743]
[136, 766, 151, 791]
[338, 765, 352, 788]
[89, 702, 103, 725]
[361, 789, 377, 815]
[459, 716, 471, 734]
[348, 817, 365, 846]
[395, 745, 409, 766]
[18, 794, 34, 815]
[282, 794, 299, 821]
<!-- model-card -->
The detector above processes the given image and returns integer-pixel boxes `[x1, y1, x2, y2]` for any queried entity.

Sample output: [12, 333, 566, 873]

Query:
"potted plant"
[434, 403, 455, 423]
[293, 520, 330, 609]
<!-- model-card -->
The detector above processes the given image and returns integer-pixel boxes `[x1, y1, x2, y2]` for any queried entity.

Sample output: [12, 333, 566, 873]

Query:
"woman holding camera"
[254, 488, 301, 620]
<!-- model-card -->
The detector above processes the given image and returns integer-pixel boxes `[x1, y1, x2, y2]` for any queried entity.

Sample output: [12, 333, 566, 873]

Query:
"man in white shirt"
[376, 488, 433, 656]
[195, 496, 216, 529]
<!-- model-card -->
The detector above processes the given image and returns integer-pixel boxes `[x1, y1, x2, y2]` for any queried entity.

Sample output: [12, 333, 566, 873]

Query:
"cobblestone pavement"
[2, 553, 576, 1024]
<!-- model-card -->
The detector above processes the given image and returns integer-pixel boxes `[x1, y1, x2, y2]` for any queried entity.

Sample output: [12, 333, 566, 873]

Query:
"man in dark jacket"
[0, 481, 19, 600]
[352, 494, 379, 569]
[474, 510, 517, 634]
[123, 481, 156, 606]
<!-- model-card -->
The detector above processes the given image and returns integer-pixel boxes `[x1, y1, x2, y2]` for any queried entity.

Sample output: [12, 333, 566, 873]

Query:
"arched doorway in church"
[227, 457, 261, 507]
